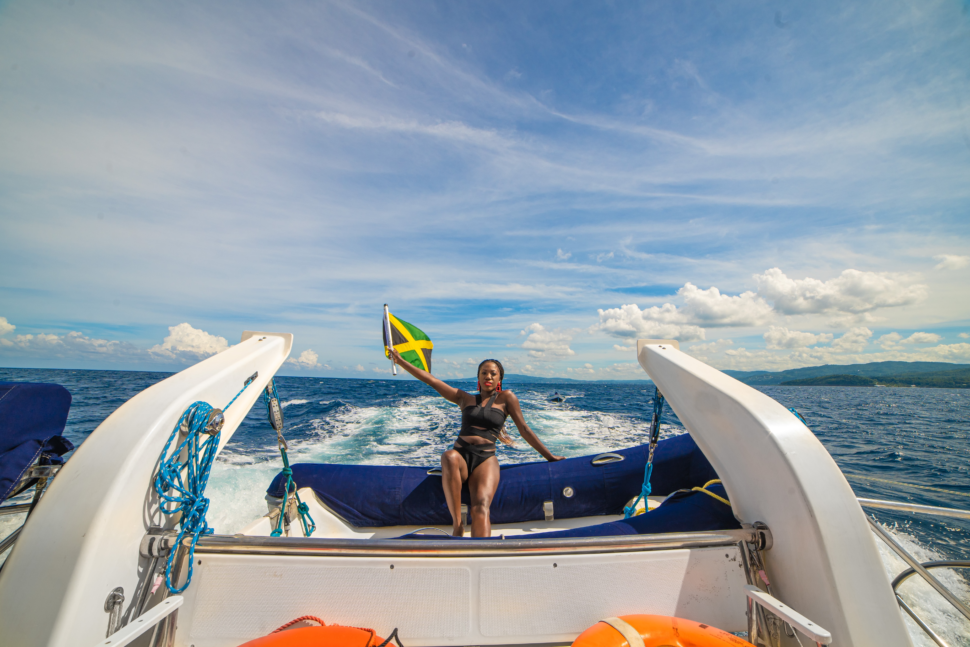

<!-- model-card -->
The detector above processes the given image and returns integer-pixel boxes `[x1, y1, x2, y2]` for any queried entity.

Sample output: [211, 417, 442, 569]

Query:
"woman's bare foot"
[452, 524, 465, 537]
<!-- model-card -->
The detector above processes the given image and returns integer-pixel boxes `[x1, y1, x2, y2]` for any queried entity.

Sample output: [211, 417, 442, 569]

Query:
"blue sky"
[1, 0, 969, 379]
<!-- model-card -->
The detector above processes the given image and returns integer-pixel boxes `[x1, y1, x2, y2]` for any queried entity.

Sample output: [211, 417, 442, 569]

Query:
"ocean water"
[1, 368, 968, 644]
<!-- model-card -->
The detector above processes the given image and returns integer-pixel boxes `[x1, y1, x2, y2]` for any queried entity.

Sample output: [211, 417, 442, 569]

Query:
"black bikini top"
[459, 393, 507, 442]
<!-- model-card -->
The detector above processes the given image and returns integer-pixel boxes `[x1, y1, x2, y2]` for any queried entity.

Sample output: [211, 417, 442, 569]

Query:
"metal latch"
[543, 500, 554, 521]
[104, 587, 125, 637]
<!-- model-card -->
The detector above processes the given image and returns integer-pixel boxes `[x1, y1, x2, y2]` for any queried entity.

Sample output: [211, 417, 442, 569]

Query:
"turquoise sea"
[1, 368, 968, 644]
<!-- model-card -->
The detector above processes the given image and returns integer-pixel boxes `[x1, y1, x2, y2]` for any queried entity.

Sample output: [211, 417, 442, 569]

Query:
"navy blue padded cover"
[504, 484, 739, 538]
[398, 484, 739, 539]
[0, 382, 74, 504]
[268, 433, 718, 527]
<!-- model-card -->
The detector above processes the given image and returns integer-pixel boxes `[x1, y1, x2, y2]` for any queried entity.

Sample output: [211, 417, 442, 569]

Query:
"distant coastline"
[724, 360, 970, 389]
[779, 369, 970, 389]
[4, 361, 970, 388]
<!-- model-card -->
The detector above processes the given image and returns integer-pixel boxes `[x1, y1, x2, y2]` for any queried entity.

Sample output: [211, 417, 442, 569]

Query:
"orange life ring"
[572, 614, 754, 647]
[238, 616, 387, 647]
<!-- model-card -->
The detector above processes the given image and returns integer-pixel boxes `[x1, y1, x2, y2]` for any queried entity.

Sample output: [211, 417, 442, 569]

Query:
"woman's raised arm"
[504, 392, 564, 461]
[389, 348, 463, 404]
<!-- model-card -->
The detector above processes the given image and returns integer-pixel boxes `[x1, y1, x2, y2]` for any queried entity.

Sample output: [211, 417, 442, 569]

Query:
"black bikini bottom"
[454, 437, 496, 475]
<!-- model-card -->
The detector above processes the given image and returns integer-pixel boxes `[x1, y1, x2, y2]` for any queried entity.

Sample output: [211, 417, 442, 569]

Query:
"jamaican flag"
[383, 309, 433, 372]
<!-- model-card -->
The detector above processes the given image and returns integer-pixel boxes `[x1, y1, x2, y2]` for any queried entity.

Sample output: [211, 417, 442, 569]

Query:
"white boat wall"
[636, 339, 911, 646]
[0, 332, 293, 647]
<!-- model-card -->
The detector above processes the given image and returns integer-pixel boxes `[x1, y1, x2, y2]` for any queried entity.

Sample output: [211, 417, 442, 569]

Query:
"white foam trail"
[206, 393, 680, 534]
[874, 523, 970, 646]
[0, 491, 32, 566]
[281, 399, 309, 408]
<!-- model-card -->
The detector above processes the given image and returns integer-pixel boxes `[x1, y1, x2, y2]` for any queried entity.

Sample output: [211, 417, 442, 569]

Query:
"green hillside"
[781, 367, 970, 389]
[727, 361, 969, 386]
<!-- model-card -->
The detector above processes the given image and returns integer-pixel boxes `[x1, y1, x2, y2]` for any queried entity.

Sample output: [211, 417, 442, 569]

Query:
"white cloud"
[593, 281, 771, 342]
[0, 317, 14, 336]
[678, 283, 774, 327]
[878, 331, 942, 350]
[595, 251, 614, 262]
[754, 268, 926, 317]
[900, 332, 942, 345]
[960, 333, 970, 339]
[149, 323, 229, 360]
[685, 338, 733, 362]
[565, 361, 644, 378]
[0, 321, 242, 366]
[593, 304, 706, 341]
[830, 327, 873, 353]
[0, 330, 141, 359]
[920, 343, 970, 361]
[763, 326, 834, 349]
[877, 332, 903, 349]
[519, 323, 575, 359]
[688, 339, 734, 353]
[613, 344, 635, 352]
[354, 364, 365, 372]
[595, 362, 646, 378]
[555, 248, 571, 261]
[934, 254, 969, 270]
[285, 349, 322, 369]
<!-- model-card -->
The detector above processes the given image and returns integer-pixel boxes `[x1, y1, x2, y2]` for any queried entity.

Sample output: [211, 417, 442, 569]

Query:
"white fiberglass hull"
[0, 337, 916, 647]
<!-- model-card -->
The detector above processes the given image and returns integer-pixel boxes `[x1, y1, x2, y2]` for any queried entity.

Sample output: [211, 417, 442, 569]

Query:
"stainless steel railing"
[859, 498, 970, 647]
[193, 526, 761, 557]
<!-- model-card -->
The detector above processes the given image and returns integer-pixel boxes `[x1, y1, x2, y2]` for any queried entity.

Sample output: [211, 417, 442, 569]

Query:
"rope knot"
[153, 378, 253, 595]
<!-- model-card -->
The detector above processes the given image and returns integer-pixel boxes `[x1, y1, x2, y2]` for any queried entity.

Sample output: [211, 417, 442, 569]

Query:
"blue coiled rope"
[265, 379, 315, 537]
[624, 388, 665, 519]
[154, 378, 253, 594]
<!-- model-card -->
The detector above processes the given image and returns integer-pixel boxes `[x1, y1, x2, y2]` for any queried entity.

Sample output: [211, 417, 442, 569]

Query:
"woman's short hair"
[478, 358, 504, 381]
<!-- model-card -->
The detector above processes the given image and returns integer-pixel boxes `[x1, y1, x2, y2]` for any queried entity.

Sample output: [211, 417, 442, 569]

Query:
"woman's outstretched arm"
[389, 348, 463, 404]
[504, 392, 565, 461]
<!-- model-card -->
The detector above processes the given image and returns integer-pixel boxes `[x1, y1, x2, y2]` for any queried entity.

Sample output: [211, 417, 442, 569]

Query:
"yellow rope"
[691, 479, 730, 506]
[843, 473, 970, 499]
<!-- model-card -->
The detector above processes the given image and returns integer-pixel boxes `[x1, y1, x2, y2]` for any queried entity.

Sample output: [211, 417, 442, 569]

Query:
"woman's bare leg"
[467, 456, 500, 538]
[441, 449, 468, 536]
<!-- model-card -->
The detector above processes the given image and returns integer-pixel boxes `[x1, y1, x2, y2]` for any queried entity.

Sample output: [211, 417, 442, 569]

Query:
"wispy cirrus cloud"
[0, 1, 967, 376]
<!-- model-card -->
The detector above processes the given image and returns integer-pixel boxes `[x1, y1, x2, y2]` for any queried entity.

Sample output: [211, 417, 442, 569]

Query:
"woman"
[390, 349, 564, 537]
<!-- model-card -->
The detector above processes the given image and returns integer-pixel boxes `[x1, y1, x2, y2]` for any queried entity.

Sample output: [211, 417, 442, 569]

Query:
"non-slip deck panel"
[185, 560, 471, 642]
[176, 548, 748, 647]
[268, 433, 718, 527]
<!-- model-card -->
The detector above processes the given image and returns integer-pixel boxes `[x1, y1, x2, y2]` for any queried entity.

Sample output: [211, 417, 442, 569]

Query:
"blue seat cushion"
[268, 433, 718, 527]
[0, 382, 73, 503]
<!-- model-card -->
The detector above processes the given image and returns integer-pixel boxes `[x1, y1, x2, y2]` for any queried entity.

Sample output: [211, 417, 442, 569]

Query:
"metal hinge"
[140, 529, 178, 558]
